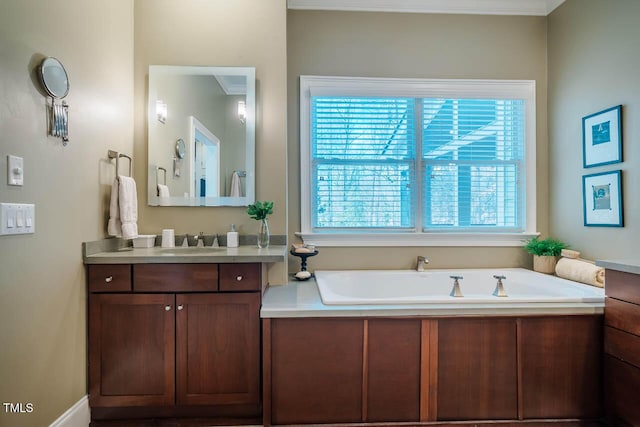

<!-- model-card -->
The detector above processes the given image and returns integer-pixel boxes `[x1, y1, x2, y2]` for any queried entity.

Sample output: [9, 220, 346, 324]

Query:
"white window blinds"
[422, 99, 525, 231]
[312, 97, 416, 230]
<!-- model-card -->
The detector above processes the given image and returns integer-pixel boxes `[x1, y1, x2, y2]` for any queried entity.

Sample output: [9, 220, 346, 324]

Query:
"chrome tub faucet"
[417, 256, 429, 272]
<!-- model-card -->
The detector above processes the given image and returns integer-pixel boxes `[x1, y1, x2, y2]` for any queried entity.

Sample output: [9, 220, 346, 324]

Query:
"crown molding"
[287, 0, 566, 16]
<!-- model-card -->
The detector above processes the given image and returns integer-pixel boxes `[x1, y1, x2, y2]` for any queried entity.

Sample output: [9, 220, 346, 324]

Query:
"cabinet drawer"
[88, 264, 131, 292]
[219, 263, 260, 292]
[605, 326, 640, 369]
[606, 269, 640, 305]
[605, 297, 640, 336]
[605, 355, 640, 427]
[133, 264, 218, 292]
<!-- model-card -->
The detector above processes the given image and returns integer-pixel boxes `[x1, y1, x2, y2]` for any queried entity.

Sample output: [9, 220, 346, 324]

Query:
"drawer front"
[88, 264, 131, 292]
[605, 297, 640, 336]
[606, 269, 640, 305]
[219, 263, 261, 292]
[605, 355, 640, 427]
[133, 264, 218, 292]
[605, 326, 640, 369]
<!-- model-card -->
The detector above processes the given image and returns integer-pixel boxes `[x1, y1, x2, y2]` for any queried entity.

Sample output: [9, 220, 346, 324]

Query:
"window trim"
[298, 75, 537, 247]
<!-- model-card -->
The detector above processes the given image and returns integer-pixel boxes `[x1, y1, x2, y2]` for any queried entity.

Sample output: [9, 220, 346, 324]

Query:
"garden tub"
[314, 268, 604, 305]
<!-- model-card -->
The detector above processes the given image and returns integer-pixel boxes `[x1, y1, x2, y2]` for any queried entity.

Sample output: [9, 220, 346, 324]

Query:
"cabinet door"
[366, 319, 421, 422]
[176, 293, 260, 406]
[437, 318, 518, 420]
[89, 294, 175, 407]
[521, 316, 602, 419]
[271, 318, 364, 425]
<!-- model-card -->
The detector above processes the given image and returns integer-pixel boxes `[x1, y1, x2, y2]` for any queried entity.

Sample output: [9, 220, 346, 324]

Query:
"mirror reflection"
[147, 65, 255, 206]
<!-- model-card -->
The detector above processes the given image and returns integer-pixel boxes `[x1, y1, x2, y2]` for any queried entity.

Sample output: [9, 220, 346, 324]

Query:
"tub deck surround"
[261, 268, 604, 318]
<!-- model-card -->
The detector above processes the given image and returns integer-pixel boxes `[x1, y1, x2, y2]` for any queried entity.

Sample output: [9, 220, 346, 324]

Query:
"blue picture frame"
[582, 105, 622, 168]
[582, 170, 623, 227]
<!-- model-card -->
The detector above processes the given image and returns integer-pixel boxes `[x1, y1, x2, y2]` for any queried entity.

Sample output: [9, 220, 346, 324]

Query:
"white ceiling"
[287, 0, 566, 16]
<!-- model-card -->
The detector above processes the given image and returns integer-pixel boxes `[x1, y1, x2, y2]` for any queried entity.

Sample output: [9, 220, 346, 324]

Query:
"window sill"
[295, 232, 539, 247]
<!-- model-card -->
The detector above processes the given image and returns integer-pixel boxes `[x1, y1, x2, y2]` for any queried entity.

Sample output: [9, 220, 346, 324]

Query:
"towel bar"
[234, 170, 247, 178]
[108, 150, 132, 177]
[158, 167, 167, 184]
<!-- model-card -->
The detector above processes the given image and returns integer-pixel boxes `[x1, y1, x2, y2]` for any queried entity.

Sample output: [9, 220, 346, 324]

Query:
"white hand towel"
[158, 184, 170, 198]
[230, 171, 242, 197]
[118, 175, 138, 239]
[107, 178, 122, 236]
[157, 184, 170, 206]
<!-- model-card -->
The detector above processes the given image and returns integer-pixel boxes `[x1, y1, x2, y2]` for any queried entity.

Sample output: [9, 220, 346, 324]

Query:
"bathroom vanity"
[83, 241, 285, 425]
[598, 260, 640, 426]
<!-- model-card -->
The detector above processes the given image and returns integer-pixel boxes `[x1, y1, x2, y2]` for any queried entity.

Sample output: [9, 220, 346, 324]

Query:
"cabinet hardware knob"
[165, 305, 172, 311]
[236, 275, 243, 281]
[177, 304, 184, 311]
[105, 276, 113, 283]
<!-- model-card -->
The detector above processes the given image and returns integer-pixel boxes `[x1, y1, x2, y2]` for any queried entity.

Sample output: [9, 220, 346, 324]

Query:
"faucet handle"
[449, 275, 464, 297]
[492, 275, 508, 297]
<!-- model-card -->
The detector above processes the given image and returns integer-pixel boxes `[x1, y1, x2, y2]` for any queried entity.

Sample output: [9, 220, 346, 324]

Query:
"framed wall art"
[582, 170, 623, 227]
[582, 105, 622, 168]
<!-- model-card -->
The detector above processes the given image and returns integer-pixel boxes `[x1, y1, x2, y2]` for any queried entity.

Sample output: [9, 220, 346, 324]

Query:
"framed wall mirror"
[147, 65, 255, 206]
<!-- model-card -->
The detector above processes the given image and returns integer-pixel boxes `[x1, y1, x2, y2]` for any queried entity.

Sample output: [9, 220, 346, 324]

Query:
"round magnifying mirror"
[175, 139, 186, 159]
[39, 57, 69, 99]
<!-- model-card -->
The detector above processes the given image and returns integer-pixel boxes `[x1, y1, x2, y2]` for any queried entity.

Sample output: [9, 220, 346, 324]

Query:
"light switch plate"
[1, 203, 35, 235]
[7, 155, 24, 186]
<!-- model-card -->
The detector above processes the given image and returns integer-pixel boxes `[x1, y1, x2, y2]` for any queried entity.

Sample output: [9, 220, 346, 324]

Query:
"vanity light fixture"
[237, 100, 246, 124]
[156, 100, 167, 124]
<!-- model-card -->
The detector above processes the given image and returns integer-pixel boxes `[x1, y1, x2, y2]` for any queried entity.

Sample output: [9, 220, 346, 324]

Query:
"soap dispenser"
[227, 224, 239, 248]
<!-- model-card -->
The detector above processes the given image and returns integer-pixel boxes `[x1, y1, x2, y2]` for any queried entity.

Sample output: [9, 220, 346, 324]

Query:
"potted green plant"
[524, 237, 568, 274]
[247, 200, 274, 248]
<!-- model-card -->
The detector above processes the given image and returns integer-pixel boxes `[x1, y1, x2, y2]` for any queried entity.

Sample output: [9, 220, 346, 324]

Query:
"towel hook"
[108, 150, 132, 177]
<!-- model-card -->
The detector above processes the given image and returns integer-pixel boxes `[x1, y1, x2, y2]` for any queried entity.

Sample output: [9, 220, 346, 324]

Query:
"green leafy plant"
[246, 200, 274, 221]
[523, 237, 568, 257]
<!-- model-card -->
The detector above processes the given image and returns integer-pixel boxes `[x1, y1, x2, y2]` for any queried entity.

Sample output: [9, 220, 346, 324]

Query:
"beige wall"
[0, 0, 133, 425]
[287, 10, 548, 270]
[548, 0, 640, 260]
[135, 0, 288, 283]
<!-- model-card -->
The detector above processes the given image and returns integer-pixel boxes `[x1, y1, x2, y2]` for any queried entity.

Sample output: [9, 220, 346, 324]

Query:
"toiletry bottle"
[227, 224, 239, 248]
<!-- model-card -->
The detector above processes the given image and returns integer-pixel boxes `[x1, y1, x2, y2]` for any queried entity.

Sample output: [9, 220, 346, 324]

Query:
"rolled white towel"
[555, 257, 605, 288]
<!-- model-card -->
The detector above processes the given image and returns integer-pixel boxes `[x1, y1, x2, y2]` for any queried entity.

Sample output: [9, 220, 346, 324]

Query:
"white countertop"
[260, 277, 604, 318]
[596, 259, 640, 275]
[83, 245, 287, 264]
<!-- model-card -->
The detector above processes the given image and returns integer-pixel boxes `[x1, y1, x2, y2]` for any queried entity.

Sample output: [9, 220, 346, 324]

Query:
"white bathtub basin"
[314, 268, 604, 305]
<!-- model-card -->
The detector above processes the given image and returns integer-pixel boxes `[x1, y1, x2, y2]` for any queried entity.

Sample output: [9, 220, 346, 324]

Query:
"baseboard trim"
[49, 395, 90, 427]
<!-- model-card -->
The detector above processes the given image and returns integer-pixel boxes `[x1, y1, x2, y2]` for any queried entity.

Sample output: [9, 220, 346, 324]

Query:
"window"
[298, 76, 537, 246]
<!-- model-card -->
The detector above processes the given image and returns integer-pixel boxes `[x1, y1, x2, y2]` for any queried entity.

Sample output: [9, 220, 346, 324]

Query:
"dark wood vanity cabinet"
[87, 263, 262, 423]
[604, 268, 640, 426]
